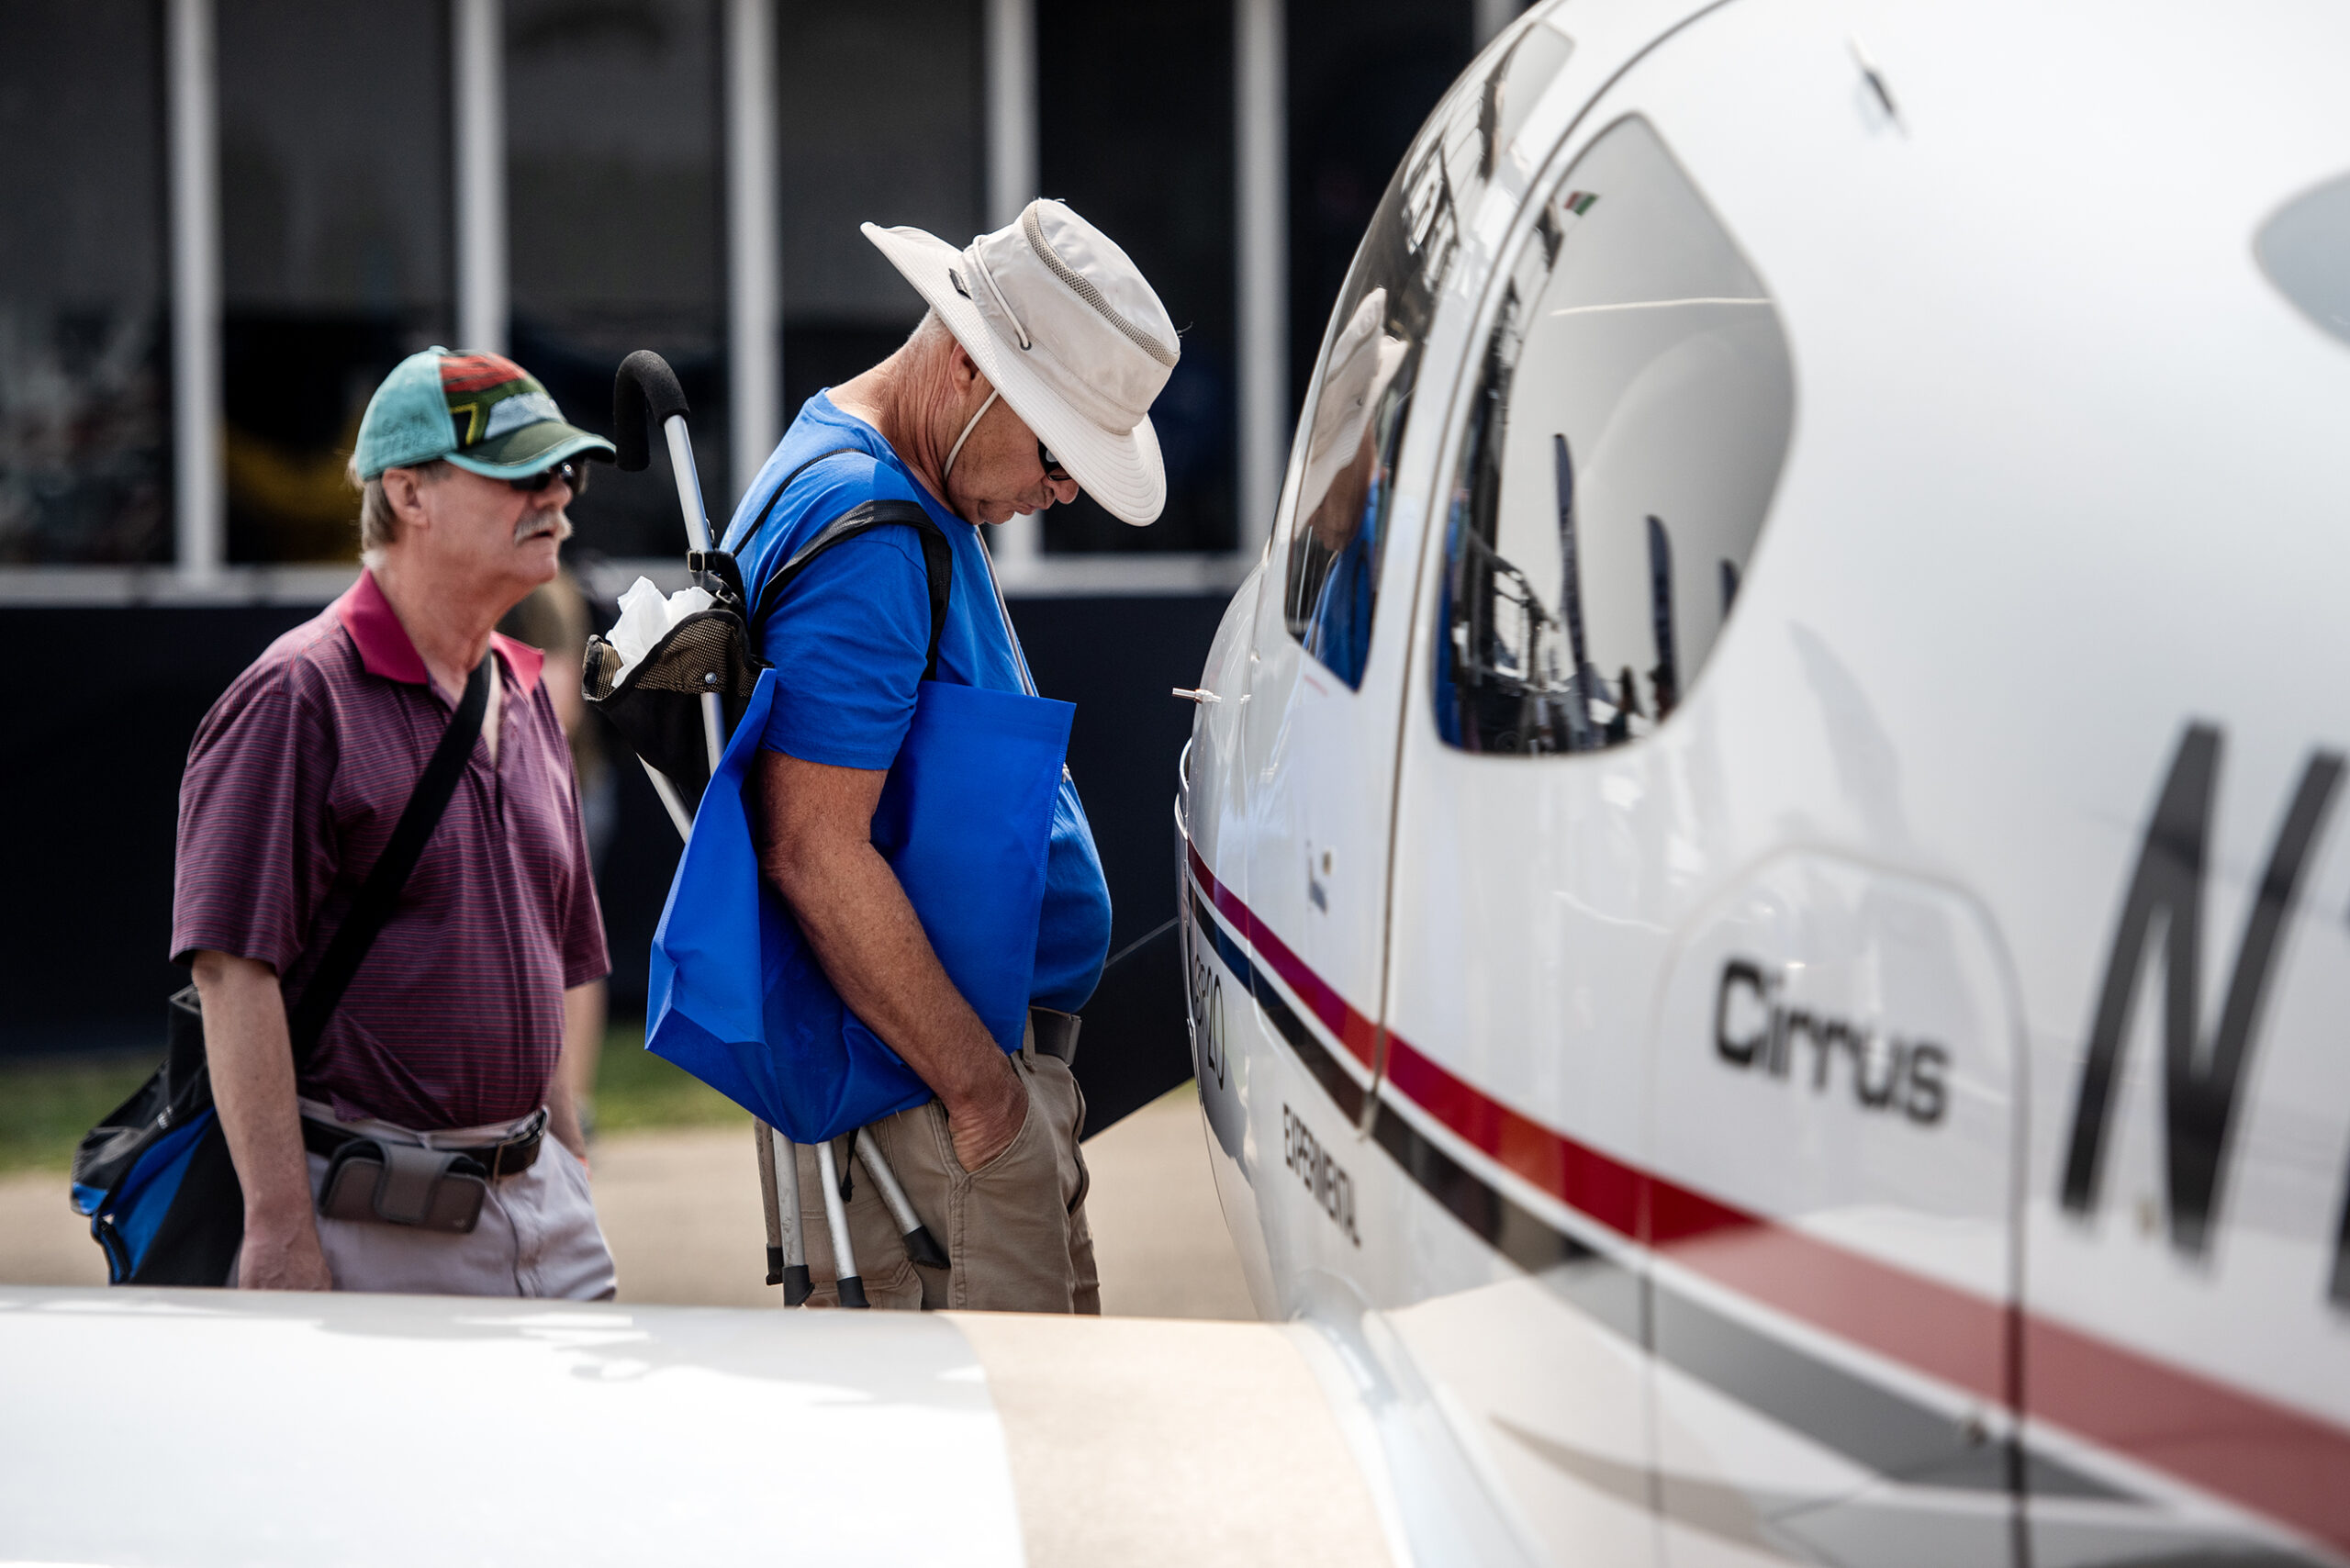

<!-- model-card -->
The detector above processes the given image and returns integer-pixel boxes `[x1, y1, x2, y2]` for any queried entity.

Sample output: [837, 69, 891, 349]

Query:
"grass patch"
[587, 1022, 743, 1136]
[0, 1021, 742, 1174]
[0, 1054, 155, 1175]
[0, 1031, 1193, 1171]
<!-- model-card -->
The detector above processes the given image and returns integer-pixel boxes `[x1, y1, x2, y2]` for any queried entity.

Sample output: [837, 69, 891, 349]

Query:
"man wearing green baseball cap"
[347, 345, 616, 557]
[173, 348, 623, 1296]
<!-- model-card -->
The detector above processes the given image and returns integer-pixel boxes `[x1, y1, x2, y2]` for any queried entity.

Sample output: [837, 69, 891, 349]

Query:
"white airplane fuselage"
[1176, 2, 2350, 1564]
[12, 4, 2350, 1564]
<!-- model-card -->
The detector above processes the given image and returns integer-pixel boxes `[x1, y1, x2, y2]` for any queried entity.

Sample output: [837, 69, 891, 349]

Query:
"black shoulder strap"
[755, 500, 954, 681]
[285, 655, 492, 1059]
[725, 445, 864, 555]
[737, 447, 955, 683]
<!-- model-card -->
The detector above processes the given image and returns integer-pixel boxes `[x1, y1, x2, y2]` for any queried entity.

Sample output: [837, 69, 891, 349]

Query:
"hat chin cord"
[941, 387, 1000, 486]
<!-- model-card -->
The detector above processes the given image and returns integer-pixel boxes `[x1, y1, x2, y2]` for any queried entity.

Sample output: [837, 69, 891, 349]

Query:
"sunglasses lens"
[510, 461, 586, 497]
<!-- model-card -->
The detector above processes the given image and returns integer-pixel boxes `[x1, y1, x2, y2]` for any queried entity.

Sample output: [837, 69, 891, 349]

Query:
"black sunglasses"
[1038, 440, 1070, 485]
[508, 459, 588, 497]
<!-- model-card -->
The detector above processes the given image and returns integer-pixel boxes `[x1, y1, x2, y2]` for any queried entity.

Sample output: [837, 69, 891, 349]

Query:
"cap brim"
[446, 421, 618, 479]
[863, 222, 1166, 525]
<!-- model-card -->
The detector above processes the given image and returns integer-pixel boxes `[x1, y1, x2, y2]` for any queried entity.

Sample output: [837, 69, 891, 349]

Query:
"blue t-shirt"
[721, 391, 1112, 1013]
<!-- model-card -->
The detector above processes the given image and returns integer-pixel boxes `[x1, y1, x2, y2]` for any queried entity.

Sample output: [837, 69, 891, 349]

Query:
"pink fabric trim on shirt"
[334, 570, 430, 685]
[489, 633, 544, 697]
[334, 568, 544, 697]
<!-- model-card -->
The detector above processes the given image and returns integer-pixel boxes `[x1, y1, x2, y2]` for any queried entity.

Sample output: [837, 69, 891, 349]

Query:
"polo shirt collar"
[335, 567, 544, 698]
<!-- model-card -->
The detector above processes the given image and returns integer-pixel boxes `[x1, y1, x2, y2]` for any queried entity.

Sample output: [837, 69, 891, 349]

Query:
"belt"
[301, 1107, 547, 1180]
[1028, 1006, 1080, 1066]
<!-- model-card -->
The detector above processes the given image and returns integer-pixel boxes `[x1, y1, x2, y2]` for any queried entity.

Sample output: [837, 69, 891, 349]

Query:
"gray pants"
[251, 1101, 618, 1299]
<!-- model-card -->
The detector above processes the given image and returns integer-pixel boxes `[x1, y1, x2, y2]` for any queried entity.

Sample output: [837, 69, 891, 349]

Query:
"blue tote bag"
[645, 665, 1072, 1144]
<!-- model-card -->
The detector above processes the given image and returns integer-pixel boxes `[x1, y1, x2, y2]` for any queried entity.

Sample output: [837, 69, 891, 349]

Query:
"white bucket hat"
[863, 199, 1180, 525]
[1298, 288, 1410, 523]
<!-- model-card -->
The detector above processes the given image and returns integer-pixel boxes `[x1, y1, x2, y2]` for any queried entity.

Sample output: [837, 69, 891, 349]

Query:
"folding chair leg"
[641, 758, 694, 840]
[812, 1138, 867, 1308]
[754, 1119, 784, 1286]
[770, 1125, 811, 1305]
[853, 1130, 947, 1270]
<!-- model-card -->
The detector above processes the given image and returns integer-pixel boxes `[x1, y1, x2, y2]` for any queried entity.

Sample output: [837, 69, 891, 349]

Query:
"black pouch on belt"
[318, 1140, 489, 1234]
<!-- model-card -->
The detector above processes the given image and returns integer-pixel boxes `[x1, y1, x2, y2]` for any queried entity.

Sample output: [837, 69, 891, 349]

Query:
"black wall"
[0, 593, 1225, 1129]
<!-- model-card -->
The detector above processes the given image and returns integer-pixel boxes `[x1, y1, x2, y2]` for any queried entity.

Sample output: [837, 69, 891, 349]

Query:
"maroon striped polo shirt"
[171, 569, 609, 1130]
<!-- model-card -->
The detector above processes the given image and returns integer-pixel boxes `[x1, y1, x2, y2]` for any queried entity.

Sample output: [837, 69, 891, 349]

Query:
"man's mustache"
[513, 508, 573, 546]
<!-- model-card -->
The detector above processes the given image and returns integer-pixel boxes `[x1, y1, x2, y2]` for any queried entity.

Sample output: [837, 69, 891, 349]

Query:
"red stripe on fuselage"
[2026, 1311, 2350, 1554]
[1188, 844, 1378, 1068]
[1379, 1021, 2014, 1405]
[1183, 841, 2350, 1552]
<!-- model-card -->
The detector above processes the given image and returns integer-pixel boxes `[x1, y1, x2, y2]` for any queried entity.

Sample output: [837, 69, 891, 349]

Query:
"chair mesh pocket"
[586, 609, 761, 790]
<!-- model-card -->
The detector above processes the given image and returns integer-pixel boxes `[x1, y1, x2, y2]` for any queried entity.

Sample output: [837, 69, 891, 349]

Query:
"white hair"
[904, 308, 955, 353]
[350, 454, 450, 566]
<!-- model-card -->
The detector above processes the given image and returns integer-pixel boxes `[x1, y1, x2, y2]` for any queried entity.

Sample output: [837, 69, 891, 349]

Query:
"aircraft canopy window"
[1283, 17, 1572, 689]
[1435, 116, 1793, 755]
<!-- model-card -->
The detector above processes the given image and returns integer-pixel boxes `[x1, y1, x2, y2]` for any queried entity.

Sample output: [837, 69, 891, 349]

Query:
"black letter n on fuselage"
[2060, 723, 2342, 1255]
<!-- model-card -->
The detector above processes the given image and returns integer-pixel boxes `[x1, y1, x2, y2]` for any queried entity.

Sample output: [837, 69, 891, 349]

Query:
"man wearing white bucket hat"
[711, 199, 1181, 1313]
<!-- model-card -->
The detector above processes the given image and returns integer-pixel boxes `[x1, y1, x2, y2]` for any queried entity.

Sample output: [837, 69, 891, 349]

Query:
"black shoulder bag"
[72, 656, 493, 1286]
[583, 446, 952, 797]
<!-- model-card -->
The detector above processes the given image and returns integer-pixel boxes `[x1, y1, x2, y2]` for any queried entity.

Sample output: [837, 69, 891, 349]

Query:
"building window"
[0, 0, 170, 565]
[1036, 0, 1236, 555]
[1435, 116, 1793, 755]
[217, 0, 453, 564]
[509, 0, 726, 560]
[778, 0, 984, 430]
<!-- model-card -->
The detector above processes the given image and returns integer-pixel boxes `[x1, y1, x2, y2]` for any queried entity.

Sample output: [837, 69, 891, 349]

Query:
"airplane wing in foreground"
[0, 1288, 1405, 1568]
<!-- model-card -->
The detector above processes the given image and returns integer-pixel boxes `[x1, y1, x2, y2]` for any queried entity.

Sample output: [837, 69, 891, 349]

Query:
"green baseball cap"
[353, 346, 616, 481]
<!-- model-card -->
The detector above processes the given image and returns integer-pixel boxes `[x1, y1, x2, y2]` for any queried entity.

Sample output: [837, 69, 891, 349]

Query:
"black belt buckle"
[484, 1106, 550, 1181]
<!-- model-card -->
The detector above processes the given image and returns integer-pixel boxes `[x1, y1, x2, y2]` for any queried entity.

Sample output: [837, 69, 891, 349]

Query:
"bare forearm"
[548, 989, 595, 1164]
[560, 979, 605, 1112]
[775, 835, 1003, 1104]
[195, 953, 312, 1225]
[755, 747, 1025, 1169]
[192, 950, 330, 1288]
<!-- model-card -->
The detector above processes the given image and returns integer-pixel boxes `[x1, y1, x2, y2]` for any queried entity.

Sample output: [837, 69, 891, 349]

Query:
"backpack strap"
[285, 655, 492, 1061]
[735, 444, 955, 684]
[724, 445, 864, 554]
[756, 500, 953, 682]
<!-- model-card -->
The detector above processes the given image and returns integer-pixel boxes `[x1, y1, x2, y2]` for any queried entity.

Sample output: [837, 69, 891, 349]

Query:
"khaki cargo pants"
[795, 1042, 1099, 1314]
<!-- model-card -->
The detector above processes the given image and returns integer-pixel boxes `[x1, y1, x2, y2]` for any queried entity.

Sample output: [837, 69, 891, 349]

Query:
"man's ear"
[949, 339, 983, 387]
[381, 467, 432, 532]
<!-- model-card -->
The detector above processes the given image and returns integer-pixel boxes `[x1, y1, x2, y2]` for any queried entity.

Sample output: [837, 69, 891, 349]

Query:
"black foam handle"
[613, 350, 690, 472]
